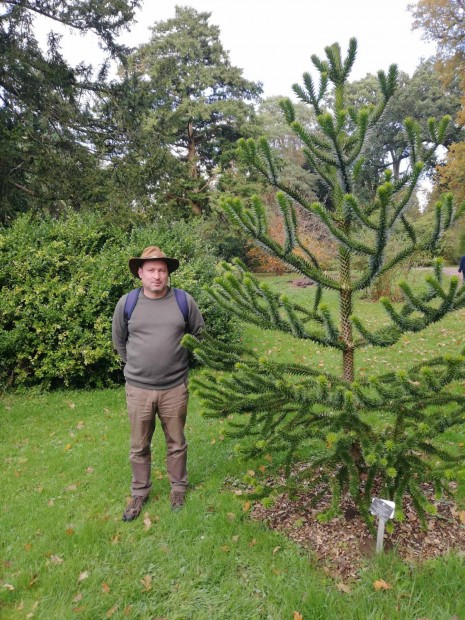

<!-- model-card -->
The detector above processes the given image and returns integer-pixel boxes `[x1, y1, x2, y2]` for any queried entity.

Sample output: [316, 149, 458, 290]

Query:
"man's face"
[138, 260, 169, 297]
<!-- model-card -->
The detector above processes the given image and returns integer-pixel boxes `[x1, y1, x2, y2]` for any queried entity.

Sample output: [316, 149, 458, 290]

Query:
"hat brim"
[129, 256, 180, 278]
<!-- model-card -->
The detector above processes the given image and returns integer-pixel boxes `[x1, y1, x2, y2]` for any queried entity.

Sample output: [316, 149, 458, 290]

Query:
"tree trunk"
[187, 120, 202, 215]
[339, 246, 354, 382]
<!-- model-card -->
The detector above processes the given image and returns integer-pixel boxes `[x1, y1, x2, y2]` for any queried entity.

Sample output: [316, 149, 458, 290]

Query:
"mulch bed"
[249, 479, 465, 580]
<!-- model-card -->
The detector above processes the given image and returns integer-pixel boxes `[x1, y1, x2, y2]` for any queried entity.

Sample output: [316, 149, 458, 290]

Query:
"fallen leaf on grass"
[65, 484, 78, 492]
[24, 543, 32, 552]
[249, 538, 257, 547]
[85, 467, 94, 474]
[26, 601, 39, 617]
[102, 582, 110, 594]
[64, 444, 72, 452]
[143, 513, 152, 531]
[458, 511, 465, 524]
[106, 605, 118, 618]
[73, 593, 83, 603]
[78, 571, 89, 582]
[243, 501, 251, 512]
[293, 612, 303, 620]
[272, 546, 281, 555]
[221, 545, 230, 552]
[66, 400, 76, 409]
[72, 606, 85, 613]
[247, 470, 256, 477]
[111, 534, 121, 545]
[28, 575, 38, 588]
[4, 583, 15, 591]
[232, 535, 240, 542]
[49, 555, 64, 565]
[76, 421, 85, 430]
[66, 528, 75, 536]
[373, 579, 392, 590]
[336, 582, 352, 594]
[141, 575, 152, 592]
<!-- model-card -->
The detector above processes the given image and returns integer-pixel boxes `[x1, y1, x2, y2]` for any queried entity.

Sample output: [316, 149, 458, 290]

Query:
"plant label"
[370, 498, 395, 521]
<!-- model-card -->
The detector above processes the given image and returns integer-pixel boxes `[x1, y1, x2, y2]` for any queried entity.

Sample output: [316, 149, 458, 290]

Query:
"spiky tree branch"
[184, 38, 465, 525]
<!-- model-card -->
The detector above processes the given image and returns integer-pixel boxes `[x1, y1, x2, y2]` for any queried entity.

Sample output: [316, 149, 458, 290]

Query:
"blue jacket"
[459, 256, 465, 273]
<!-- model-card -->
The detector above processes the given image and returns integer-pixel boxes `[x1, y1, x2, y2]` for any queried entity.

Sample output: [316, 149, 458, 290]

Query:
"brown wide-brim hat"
[129, 246, 180, 278]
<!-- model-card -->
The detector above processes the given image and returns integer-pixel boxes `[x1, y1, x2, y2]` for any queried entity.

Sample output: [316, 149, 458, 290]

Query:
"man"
[112, 246, 204, 521]
[459, 255, 465, 282]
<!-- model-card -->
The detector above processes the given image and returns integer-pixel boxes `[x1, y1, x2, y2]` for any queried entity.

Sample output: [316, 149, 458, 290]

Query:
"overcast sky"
[36, 0, 436, 97]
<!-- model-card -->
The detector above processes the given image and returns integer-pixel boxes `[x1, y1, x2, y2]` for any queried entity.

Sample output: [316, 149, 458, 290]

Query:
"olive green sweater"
[112, 288, 204, 390]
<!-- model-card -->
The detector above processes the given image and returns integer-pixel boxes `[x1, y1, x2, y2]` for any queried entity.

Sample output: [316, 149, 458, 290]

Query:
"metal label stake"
[369, 498, 395, 553]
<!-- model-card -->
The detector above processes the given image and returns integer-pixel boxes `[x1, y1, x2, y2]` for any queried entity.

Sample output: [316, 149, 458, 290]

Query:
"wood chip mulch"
[250, 482, 465, 580]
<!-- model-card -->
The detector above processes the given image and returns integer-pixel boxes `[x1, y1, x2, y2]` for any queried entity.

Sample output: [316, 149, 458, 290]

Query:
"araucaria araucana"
[183, 39, 465, 527]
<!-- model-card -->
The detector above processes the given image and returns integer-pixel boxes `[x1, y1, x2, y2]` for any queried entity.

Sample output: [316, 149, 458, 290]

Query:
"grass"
[2, 270, 465, 619]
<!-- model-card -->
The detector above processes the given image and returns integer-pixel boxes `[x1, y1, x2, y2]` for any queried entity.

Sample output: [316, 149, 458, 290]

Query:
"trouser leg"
[126, 384, 155, 498]
[157, 382, 189, 493]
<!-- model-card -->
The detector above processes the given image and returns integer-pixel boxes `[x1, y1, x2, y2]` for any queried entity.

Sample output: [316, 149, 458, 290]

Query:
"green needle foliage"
[183, 40, 465, 527]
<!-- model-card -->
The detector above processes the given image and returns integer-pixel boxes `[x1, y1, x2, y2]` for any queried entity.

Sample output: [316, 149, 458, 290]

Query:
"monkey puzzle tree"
[184, 39, 465, 526]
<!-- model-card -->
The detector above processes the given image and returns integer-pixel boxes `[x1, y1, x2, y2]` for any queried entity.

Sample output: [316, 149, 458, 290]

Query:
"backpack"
[123, 287, 189, 325]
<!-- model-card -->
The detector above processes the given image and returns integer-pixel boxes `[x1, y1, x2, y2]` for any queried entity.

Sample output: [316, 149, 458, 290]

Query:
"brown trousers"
[125, 382, 189, 497]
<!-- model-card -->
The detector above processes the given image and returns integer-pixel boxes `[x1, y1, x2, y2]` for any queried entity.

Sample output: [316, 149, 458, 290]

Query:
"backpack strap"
[123, 288, 142, 323]
[174, 288, 189, 324]
[123, 287, 189, 324]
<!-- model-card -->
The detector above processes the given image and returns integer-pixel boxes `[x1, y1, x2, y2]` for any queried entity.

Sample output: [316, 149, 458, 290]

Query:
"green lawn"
[2, 271, 465, 619]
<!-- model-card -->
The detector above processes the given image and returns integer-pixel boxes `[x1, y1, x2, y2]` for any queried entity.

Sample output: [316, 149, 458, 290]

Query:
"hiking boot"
[170, 490, 185, 511]
[122, 495, 147, 522]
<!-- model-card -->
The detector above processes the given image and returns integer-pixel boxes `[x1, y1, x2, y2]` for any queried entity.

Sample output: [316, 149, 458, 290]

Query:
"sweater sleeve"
[112, 295, 129, 363]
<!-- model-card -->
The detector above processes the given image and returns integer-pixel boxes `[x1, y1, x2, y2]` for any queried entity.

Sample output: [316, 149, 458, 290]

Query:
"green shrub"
[0, 212, 233, 390]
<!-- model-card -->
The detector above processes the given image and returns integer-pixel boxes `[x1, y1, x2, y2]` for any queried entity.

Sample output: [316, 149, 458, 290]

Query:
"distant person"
[459, 255, 465, 282]
[112, 246, 204, 521]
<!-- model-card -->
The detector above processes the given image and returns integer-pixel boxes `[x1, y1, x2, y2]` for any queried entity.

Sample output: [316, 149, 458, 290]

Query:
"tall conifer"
[184, 40, 465, 525]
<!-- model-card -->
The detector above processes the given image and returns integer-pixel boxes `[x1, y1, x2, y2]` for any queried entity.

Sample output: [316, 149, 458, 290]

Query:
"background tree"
[246, 96, 336, 271]
[410, 1, 465, 255]
[0, 0, 140, 224]
[185, 39, 465, 526]
[346, 60, 461, 193]
[125, 5, 262, 216]
[410, 0, 465, 86]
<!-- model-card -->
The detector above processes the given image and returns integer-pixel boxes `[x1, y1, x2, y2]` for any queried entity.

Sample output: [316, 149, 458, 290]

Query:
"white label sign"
[370, 498, 395, 521]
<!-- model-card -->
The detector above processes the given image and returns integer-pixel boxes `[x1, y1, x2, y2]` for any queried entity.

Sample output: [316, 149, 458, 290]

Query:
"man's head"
[129, 246, 179, 278]
[128, 246, 180, 298]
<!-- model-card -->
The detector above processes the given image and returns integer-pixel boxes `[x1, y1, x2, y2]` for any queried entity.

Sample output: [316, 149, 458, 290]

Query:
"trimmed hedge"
[0, 212, 233, 390]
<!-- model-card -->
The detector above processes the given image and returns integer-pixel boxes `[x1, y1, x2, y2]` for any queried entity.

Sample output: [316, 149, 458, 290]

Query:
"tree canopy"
[0, 0, 140, 223]
[123, 5, 262, 216]
[346, 59, 461, 193]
